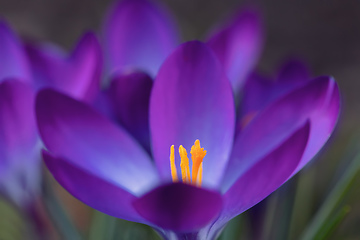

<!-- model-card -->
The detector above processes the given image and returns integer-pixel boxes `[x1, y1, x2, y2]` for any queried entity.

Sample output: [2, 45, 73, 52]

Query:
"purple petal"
[91, 89, 114, 120]
[68, 32, 102, 101]
[36, 89, 158, 194]
[215, 123, 309, 230]
[108, 71, 153, 153]
[207, 8, 263, 92]
[103, 0, 178, 77]
[296, 78, 340, 172]
[0, 22, 31, 82]
[150, 41, 235, 187]
[133, 182, 222, 232]
[43, 151, 146, 223]
[0, 79, 40, 206]
[0, 79, 37, 174]
[240, 73, 275, 118]
[223, 76, 340, 190]
[27, 32, 102, 102]
[239, 60, 311, 129]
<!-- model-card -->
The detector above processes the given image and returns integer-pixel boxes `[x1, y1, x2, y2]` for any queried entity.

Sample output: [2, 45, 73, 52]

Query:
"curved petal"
[210, 123, 309, 236]
[223, 76, 340, 190]
[108, 71, 153, 153]
[207, 8, 263, 92]
[26, 32, 102, 102]
[297, 78, 340, 172]
[150, 41, 235, 187]
[36, 89, 158, 194]
[133, 182, 222, 232]
[43, 151, 146, 223]
[68, 32, 102, 101]
[0, 22, 30, 82]
[103, 0, 178, 77]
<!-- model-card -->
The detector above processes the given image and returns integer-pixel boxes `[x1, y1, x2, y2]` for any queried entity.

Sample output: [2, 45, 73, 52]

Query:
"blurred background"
[0, 0, 359, 239]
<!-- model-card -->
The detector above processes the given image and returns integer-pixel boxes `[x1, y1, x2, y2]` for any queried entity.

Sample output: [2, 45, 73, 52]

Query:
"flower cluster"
[0, 0, 340, 239]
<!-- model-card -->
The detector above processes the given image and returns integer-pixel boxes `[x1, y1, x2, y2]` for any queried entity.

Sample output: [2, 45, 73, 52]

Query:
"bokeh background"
[0, 0, 359, 239]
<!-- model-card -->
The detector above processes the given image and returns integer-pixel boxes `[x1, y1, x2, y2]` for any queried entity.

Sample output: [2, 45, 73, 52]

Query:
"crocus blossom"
[0, 21, 102, 207]
[36, 41, 340, 239]
[99, 0, 263, 155]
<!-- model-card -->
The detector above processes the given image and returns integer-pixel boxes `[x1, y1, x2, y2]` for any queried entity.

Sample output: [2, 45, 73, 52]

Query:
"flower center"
[170, 139, 207, 187]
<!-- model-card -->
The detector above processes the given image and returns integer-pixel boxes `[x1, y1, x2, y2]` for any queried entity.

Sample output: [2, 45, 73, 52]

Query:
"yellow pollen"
[169, 139, 207, 187]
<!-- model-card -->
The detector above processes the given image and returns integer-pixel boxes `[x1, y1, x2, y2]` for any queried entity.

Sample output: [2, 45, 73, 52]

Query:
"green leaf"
[287, 168, 316, 239]
[88, 211, 117, 240]
[218, 213, 249, 240]
[314, 206, 350, 240]
[42, 181, 83, 240]
[300, 151, 360, 240]
[114, 219, 161, 240]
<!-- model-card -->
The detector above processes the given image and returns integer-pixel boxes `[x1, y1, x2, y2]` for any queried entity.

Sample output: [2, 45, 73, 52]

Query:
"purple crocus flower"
[36, 41, 340, 239]
[0, 21, 102, 207]
[99, 0, 263, 155]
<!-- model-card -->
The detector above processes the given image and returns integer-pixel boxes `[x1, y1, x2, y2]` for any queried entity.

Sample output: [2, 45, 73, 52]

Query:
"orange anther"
[170, 139, 206, 187]
[170, 145, 178, 182]
[190, 140, 207, 185]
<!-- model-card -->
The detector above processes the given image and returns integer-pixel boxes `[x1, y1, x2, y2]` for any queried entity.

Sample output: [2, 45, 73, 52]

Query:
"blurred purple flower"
[102, 0, 179, 78]
[102, 0, 262, 93]
[37, 41, 340, 239]
[25, 32, 102, 102]
[0, 21, 102, 207]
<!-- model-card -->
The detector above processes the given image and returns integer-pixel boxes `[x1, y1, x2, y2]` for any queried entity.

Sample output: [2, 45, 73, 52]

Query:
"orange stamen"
[190, 139, 207, 185]
[169, 139, 207, 187]
[179, 145, 191, 184]
[196, 162, 203, 187]
[170, 145, 178, 182]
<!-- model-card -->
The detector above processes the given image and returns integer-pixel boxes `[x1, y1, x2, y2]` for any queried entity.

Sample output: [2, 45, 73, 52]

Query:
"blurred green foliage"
[0, 198, 25, 240]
